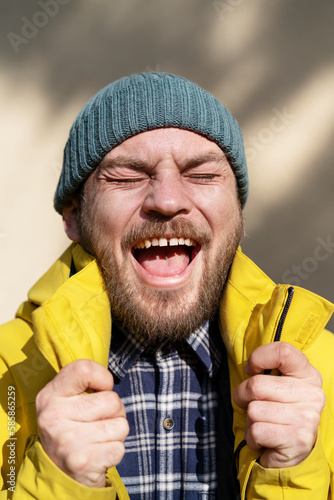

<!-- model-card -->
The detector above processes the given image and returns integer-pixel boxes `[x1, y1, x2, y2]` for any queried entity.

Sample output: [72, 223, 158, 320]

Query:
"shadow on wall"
[242, 141, 334, 332]
[2, 1, 333, 113]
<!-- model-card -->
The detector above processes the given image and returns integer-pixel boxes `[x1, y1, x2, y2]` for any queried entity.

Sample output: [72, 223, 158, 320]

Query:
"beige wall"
[1, 1, 333, 331]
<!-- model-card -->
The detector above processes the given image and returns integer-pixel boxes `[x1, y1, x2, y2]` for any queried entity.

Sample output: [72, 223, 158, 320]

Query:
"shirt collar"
[108, 322, 148, 379]
[108, 318, 223, 380]
[186, 318, 223, 378]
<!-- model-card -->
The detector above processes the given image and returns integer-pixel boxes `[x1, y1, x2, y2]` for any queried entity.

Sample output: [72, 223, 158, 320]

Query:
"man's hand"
[233, 342, 325, 468]
[36, 359, 129, 488]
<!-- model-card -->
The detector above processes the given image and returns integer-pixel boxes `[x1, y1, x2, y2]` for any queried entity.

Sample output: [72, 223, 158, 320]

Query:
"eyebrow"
[182, 151, 228, 170]
[98, 155, 148, 172]
[98, 150, 227, 173]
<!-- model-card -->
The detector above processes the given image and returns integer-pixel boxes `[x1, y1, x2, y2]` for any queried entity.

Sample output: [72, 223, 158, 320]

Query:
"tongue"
[136, 246, 190, 277]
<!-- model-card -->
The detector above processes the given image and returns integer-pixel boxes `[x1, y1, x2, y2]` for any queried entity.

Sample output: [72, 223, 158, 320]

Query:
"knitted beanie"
[54, 72, 248, 213]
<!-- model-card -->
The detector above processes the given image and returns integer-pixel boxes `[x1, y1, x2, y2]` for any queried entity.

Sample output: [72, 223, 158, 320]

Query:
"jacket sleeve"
[245, 433, 331, 500]
[4, 439, 130, 500]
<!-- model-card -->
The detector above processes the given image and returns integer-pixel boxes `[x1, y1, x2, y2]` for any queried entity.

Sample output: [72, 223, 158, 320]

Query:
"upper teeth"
[133, 237, 196, 250]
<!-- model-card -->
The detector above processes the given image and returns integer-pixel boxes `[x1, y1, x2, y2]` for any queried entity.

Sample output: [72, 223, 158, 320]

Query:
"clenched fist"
[233, 342, 325, 468]
[36, 359, 129, 488]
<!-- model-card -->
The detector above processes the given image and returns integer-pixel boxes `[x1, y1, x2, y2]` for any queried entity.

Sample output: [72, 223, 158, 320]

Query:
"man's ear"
[62, 196, 80, 242]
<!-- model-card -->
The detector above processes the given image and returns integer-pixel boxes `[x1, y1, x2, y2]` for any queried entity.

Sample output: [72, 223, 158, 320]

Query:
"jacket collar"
[16, 244, 111, 372]
[219, 247, 334, 362]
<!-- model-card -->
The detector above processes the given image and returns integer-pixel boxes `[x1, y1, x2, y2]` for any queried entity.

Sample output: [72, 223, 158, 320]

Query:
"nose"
[142, 169, 192, 218]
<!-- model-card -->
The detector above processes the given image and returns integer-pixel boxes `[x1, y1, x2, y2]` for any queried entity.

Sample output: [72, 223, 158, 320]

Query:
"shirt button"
[163, 418, 175, 431]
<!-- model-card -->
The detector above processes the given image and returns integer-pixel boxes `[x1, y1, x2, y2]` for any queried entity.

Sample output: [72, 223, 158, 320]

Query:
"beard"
[78, 203, 244, 344]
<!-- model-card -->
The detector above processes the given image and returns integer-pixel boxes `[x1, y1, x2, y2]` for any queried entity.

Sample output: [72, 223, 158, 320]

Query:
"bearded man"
[1, 73, 334, 500]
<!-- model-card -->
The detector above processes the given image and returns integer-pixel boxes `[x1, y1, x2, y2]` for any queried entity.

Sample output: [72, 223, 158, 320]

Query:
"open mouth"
[132, 237, 200, 278]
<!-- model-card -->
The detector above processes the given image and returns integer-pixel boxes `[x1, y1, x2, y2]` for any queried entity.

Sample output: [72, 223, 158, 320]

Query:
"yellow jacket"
[0, 243, 333, 499]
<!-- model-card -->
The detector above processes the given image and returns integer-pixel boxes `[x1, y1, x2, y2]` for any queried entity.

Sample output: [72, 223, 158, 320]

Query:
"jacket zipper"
[263, 285, 294, 374]
[272, 286, 295, 342]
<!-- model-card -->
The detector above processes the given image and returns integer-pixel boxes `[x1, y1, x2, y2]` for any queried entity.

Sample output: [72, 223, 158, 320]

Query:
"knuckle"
[308, 410, 321, 428]
[314, 369, 323, 388]
[247, 376, 264, 400]
[313, 387, 326, 408]
[308, 386, 326, 411]
[74, 359, 95, 380]
[246, 422, 263, 448]
[106, 390, 119, 406]
[112, 417, 129, 440]
[108, 441, 126, 466]
[278, 342, 296, 361]
[247, 400, 259, 422]
[38, 406, 61, 431]
[109, 392, 125, 415]
[319, 389, 326, 410]
[65, 449, 90, 474]
[301, 400, 323, 428]
[58, 428, 78, 449]
[36, 410, 48, 432]
[35, 386, 51, 412]
[294, 427, 315, 450]
[118, 417, 130, 440]
[96, 417, 129, 442]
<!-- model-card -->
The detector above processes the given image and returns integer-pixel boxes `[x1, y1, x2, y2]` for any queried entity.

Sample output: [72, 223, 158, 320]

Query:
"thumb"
[49, 359, 114, 397]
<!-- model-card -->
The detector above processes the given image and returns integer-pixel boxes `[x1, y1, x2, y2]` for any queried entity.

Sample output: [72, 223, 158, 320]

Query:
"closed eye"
[184, 173, 221, 183]
[107, 178, 146, 184]
[187, 174, 219, 179]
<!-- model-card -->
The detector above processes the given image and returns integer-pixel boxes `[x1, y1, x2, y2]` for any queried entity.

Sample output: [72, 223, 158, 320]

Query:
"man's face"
[76, 128, 243, 342]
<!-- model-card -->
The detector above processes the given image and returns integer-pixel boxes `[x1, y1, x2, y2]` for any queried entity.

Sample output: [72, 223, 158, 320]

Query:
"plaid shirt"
[108, 320, 224, 499]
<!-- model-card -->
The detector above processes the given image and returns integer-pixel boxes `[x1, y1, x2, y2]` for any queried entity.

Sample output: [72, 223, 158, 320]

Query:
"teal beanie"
[54, 72, 248, 213]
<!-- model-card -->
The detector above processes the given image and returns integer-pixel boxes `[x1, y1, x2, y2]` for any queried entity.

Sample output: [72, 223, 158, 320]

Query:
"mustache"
[121, 218, 212, 250]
